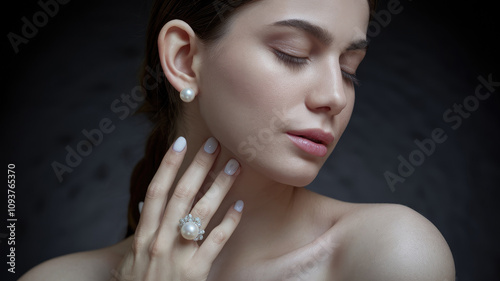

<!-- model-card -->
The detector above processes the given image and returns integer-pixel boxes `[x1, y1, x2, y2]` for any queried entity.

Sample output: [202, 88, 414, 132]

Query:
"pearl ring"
[179, 214, 205, 241]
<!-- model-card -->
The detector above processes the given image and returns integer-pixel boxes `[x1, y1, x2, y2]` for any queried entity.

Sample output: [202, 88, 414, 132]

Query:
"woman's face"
[196, 0, 370, 186]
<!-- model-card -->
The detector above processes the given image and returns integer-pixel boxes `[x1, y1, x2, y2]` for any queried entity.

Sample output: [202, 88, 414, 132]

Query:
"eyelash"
[272, 49, 308, 70]
[272, 49, 360, 85]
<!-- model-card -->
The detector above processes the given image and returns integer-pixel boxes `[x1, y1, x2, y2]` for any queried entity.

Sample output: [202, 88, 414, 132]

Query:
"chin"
[279, 148, 334, 187]
[277, 170, 319, 187]
[246, 155, 324, 187]
[281, 162, 323, 187]
[284, 174, 318, 188]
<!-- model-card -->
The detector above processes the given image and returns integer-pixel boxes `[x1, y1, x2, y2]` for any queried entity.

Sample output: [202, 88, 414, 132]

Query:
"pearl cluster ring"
[179, 214, 205, 241]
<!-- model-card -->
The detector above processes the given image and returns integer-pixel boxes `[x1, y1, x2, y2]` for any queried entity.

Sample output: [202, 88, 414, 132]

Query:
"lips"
[286, 129, 334, 146]
[296, 135, 322, 144]
[286, 129, 334, 157]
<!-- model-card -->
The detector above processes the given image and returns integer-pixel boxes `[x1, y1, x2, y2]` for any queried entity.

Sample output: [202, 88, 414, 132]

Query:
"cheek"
[202, 45, 290, 107]
[197, 42, 292, 154]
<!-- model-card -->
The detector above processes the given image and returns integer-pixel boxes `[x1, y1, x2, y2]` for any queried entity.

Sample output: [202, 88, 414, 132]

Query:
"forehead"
[227, 0, 370, 43]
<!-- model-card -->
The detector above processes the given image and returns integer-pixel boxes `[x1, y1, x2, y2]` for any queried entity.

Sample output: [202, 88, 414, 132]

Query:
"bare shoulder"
[333, 203, 456, 281]
[19, 238, 129, 281]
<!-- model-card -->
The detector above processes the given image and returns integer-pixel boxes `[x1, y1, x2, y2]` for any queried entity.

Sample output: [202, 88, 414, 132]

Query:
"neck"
[170, 130, 299, 254]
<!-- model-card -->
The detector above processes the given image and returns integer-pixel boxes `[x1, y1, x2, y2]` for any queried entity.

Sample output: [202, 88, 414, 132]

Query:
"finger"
[161, 137, 220, 230]
[190, 158, 240, 225]
[135, 136, 187, 239]
[111, 252, 141, 281]
[194, 200, 244, 264]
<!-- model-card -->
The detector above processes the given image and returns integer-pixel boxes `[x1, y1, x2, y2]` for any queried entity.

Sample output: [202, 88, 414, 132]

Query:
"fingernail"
[204, 137, 218, 154]
[234, 200, 244, 213]
[173, 136, 186, 152]
[224, 159, 239, 176]
[138, 201, 144, 214]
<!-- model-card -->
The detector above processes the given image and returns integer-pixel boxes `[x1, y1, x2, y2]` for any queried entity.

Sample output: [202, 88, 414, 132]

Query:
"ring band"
[179, 214, 205, 241]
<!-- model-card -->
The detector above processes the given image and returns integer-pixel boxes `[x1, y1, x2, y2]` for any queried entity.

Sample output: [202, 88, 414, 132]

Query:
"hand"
[111, 136, 244, 281]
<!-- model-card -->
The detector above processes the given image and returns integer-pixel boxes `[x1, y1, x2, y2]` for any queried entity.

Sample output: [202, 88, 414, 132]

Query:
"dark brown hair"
[126, 0, 378, 237]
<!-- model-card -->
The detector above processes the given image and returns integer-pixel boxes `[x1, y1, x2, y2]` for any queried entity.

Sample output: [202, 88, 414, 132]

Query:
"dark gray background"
[2, 0, 499, 280]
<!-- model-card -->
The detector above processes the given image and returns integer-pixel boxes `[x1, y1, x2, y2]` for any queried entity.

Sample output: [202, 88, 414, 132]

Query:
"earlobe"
[158, 19, 200, 96]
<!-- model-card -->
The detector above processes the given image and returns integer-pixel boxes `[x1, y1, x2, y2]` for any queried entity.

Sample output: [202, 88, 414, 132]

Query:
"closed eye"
[273, 49, 360, 85]
[272, 49, 309, 70]
[342, 71, 360, 86]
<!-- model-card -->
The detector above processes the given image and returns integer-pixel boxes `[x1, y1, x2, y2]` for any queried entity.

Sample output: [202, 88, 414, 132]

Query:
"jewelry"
[180, 88, 195, 103]
[179, 214, 205, 241]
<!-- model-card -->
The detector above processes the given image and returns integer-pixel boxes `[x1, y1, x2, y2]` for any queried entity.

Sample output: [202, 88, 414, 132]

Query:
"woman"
[20, 0, 455, 280]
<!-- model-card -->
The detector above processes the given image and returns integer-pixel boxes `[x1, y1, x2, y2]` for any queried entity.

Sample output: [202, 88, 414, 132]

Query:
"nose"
[305, 61, 348, 116]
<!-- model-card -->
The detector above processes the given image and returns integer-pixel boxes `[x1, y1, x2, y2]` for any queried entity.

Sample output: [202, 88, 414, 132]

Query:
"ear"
[158, 19, 201, 96]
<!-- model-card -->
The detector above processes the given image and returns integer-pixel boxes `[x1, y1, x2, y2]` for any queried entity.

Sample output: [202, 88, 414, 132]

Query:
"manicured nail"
[138, 201, 144, 214]
[173, 136, 186, 152]
[224, 159, 239, 176]
[234, 200, 244, 213]
[204, 137, 218, 154]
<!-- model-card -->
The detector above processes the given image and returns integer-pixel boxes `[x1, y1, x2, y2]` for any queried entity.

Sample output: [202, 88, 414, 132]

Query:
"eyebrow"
[269, 19, 369, 50]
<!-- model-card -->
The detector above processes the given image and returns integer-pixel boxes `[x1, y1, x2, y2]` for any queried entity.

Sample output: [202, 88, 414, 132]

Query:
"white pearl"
[181, 222, 199, 240]
[180, 88, 195, 103]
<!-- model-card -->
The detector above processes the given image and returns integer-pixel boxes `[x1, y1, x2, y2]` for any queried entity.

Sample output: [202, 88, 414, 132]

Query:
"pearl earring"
[180, 88, 195, 103]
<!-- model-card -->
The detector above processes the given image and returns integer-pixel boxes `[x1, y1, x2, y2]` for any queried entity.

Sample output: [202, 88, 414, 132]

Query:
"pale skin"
[20, 0, 456, 280]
